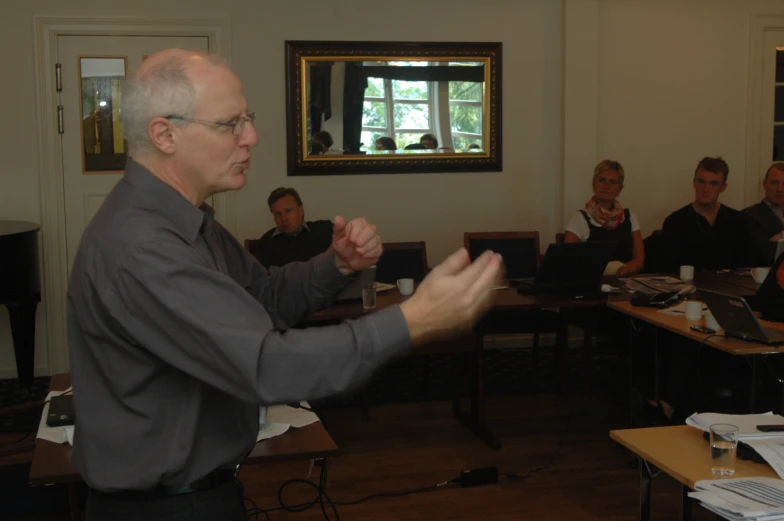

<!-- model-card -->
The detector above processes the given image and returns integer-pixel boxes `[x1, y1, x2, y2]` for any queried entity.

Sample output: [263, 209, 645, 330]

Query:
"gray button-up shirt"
[66, 160, 411, 492]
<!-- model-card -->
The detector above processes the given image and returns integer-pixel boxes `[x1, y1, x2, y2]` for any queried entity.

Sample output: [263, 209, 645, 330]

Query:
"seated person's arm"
[564, 212, 587, 243]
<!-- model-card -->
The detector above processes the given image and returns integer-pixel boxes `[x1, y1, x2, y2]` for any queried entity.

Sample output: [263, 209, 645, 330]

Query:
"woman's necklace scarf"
[585, 196, 625, 230]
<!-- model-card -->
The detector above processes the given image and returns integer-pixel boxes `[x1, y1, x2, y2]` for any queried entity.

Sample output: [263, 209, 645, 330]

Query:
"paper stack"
[690, 477, 784, 520]
[686, 412, 784, 440]
[687, 413, 784, 480]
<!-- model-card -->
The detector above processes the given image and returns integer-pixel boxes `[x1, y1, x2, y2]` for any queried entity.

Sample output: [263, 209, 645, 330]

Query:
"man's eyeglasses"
[164, 112, 256, 136]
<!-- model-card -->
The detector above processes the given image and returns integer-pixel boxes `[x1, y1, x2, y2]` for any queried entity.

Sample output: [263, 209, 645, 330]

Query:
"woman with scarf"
[564, 160, 645, 275]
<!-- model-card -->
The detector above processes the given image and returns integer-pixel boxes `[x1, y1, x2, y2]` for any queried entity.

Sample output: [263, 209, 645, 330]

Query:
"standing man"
[661, 156, 753, 271]
[744, 162, 784, 266]
[67, 49, 503, 520]
[252, 187, 333, 268]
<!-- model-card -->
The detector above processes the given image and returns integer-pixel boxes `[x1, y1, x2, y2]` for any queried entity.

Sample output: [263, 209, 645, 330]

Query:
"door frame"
[746, 13, 784, 206]
[33, 16, 233, 374]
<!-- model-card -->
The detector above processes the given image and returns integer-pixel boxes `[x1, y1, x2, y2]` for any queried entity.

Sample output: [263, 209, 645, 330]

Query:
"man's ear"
[148, 117, 177, 155]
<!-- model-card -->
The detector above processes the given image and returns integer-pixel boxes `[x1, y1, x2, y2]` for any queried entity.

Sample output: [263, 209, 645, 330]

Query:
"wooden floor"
[2, 391, 720, 520]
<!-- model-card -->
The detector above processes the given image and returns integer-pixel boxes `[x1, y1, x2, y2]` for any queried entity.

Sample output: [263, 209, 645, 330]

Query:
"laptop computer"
[518, 241, 616, 298]
[334, 266, 377, 301]
[700, 289, 784, 345]
[46, 394, 75, 427]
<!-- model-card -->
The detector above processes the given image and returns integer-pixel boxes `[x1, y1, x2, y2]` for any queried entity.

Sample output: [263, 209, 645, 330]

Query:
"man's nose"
[239, 122, 258, 147]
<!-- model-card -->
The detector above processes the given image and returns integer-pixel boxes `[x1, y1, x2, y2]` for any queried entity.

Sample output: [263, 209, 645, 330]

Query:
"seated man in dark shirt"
[743, 162, 784, 266]
[661, 156, 754, 271]
[649, 157, 755, 425]
[252, 187, 333, 268]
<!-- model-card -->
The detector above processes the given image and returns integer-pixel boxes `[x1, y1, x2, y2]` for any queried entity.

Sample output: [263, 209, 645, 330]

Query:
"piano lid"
[0, 221, 40, 237]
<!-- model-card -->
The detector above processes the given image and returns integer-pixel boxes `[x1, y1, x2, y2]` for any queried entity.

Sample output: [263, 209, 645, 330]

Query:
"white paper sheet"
[686, 412, 784, 439]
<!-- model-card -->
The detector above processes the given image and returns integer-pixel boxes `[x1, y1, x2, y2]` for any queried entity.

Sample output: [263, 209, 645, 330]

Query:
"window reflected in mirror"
[80, 57, 127, 173]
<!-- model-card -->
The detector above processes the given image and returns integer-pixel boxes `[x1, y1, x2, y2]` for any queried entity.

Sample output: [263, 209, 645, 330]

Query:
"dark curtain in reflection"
[343, 63, 367, 154]
[309, 63, 332, 133]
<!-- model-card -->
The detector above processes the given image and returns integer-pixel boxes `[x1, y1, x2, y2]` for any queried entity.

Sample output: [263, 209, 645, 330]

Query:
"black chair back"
[376, 242, 428, 283]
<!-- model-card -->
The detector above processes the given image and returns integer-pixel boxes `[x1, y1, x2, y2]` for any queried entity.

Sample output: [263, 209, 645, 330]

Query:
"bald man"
[66, 49, 503, 520]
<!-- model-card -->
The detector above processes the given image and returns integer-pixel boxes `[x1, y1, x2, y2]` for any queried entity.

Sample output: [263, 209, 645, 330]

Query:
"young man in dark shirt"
[252, 187, 333, 268]
[661, 156, 753, 271]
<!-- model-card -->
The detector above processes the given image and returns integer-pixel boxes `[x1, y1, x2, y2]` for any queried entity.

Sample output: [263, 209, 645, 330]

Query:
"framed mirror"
[285, 40, 502, 176]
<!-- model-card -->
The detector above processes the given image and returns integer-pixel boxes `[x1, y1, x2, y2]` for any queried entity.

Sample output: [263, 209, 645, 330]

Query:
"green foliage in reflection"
[449, 104, 481, 135]
[449, 81, 482, 102]
[362, 101, 387, 128]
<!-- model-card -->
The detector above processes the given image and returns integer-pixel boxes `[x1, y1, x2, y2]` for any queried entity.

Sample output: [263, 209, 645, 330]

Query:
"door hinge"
[57, 105, 64, 134]
[55, 63, 62, 92]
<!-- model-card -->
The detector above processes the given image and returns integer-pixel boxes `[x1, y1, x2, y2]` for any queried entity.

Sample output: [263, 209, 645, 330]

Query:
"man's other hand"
[399, 248, 504, 345]
[332, 216, 383, 275]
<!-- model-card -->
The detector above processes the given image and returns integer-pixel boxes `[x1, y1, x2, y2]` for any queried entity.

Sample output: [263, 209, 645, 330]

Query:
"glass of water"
[362, 284, 376, 311]
[710, 423, 738, 476]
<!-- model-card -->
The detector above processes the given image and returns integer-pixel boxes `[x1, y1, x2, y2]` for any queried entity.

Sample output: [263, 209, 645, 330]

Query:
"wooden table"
[29, 374, 339, 519]
[607, 273, 783, 414]
[309, 286, 606, 450]
[611, 425, 779, 521]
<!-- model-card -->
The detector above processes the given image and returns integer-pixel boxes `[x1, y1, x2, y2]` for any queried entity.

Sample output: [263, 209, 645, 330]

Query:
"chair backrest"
[464, 232, 541, 279]
[555, 233, 565, 244]
[244, 239, 260, 253]
[375, 241, 428, 283]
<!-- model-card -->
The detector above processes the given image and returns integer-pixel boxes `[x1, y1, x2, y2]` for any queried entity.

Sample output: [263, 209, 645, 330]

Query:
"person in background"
[374, 137, 397, 151]
[67, 48, 504, 520]
[311, 130, 342, 154]
[661, 156, 754, 271]
[744, 162, 784, 266]
[564, 160, 644, 275]
[252, 187, 333, 268]
[419, 134, 438, 150]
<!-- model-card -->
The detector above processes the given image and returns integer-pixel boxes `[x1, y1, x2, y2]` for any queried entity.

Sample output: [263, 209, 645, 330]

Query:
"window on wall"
[360, 61, 484, 152]
[774, 48, 784, 161]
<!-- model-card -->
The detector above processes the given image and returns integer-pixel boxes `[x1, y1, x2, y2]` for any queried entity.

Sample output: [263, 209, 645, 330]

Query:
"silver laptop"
[334, 266, 376, 301]
[701, 289, 784, 345]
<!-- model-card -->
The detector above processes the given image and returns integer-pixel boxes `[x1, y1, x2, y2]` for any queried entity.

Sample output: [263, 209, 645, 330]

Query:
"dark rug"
[0, 377, 50, 433]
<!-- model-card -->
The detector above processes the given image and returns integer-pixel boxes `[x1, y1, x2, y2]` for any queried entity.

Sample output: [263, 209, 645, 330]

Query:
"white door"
[57, 35, 210, 272]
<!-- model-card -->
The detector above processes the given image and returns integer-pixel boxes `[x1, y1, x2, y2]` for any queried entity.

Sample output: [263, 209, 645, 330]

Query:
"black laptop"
[519, 241, 616, 298]
[700, 289, 784, 345]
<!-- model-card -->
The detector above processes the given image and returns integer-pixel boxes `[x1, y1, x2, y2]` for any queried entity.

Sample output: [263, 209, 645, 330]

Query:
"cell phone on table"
[757, 425, 784, 432]
[690, 325, 716, 334]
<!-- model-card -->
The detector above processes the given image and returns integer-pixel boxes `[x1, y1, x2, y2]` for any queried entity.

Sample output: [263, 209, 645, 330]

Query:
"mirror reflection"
[80, 57, 127, 172]
[305, 59, 487, 157]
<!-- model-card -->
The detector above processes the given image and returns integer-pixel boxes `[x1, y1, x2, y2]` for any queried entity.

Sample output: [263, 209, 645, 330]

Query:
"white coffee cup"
[397, 278, 414, 296]
[704, 310, 721, 331]
[680, 265, 695, 282]
[751, 267, 771, 284]
[685, 300, 703, 321]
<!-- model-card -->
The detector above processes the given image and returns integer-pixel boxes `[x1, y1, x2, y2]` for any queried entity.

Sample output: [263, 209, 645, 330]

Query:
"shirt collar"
[764, 198, 784, 213]
[123, 158, 211, 242]
[271, 221, 310, 238]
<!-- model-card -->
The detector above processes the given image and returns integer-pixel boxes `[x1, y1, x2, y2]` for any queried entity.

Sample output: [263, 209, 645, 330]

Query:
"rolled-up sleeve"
[105, 239, 411, 404]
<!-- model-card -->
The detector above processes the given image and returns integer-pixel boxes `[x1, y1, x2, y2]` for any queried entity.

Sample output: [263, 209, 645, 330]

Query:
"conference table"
[606, 271, 784, 415]
[611, 425, 779, 521]
[307, 270, 779, 450]
[29, 374, 339, 521]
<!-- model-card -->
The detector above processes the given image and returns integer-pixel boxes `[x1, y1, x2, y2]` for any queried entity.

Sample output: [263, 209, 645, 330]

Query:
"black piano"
[0, 221, 41, 386]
